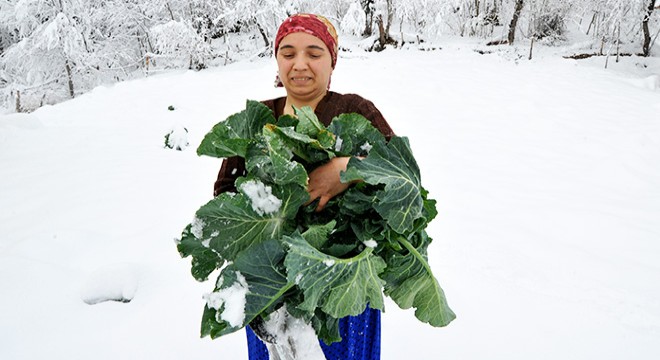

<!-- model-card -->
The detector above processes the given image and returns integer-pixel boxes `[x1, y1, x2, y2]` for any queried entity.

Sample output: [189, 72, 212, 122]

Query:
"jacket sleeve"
[350, 95, 396, 140]
[213, 156, 246, 196]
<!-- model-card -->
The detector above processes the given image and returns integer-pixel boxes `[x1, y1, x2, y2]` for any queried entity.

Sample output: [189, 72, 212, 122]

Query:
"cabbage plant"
[177, 100, 455, 347]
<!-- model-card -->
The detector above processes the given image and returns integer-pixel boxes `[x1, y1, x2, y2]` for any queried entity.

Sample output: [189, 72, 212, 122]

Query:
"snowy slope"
[1, 38, 659, 359]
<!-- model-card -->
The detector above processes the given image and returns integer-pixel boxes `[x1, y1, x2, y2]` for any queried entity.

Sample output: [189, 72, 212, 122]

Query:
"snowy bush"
[164, 125, 189, 151]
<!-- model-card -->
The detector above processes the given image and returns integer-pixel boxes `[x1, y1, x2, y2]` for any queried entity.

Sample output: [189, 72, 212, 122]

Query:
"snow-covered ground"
[1, 37, 659, 359]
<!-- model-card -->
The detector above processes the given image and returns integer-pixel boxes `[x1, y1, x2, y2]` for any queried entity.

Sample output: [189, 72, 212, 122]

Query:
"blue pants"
[246, 306, 381, 360]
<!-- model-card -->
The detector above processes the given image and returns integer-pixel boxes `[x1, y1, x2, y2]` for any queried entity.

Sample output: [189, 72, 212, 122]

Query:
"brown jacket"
[213, 91, 395, 196]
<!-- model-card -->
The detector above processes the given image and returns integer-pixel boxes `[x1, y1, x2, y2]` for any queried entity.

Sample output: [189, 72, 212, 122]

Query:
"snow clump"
[239, 180, 282, 215]
[363, 239, 378, 248]
[204, 272, 249, 328]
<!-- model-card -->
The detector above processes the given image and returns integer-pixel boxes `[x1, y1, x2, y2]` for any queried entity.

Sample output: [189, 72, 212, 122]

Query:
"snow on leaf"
[327, 113, 385, 156]
[201, 240, 293, 339]
[191, 181, 307, 263]
[177, 224, 223, 281]
[239, 179, 282, 216]
[204, 271, 249, 327]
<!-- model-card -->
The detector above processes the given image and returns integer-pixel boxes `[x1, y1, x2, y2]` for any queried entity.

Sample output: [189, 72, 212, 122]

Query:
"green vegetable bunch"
[177, 100, 455, 344]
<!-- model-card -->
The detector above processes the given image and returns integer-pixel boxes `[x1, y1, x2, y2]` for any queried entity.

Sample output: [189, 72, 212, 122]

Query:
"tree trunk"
[375, 15, 396, 51]
[256, 22, 270, 49]
[385, 0, 394, 38]
[508, 0, 524, 45]
[642, 0, 655, 56]
[15, 90, 21, 113]
[65, 59, 75, 98]
[361, 0, 374, 36]
[166, 2, 175, 21]
[377, 15, 386, 49]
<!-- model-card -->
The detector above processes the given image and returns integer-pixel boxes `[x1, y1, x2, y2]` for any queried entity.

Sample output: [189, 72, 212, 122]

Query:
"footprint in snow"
[80, 263, 139, 305]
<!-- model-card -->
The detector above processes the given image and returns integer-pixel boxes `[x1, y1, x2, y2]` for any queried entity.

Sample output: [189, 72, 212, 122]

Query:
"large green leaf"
[301, 220, 337, 250]
[177, 223, 223, 282]
[327, 113, 386, 157]
[193, 180, 307, 262]
[244, 138, 274, 183]
[294, 106, 325, 137]
[262, 124, 310, 187]
[382, 236, 455, 327]
[294, 106, 336, 150]
[202, 239, 293, 339]
[197, 100, 275, 158]
[267, 125, 333, 164]
[283, 232, 386, 319]
[342, 136, 423, 234]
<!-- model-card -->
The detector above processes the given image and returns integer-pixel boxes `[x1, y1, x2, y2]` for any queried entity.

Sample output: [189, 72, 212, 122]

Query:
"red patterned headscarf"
[275, 13, 339, 69]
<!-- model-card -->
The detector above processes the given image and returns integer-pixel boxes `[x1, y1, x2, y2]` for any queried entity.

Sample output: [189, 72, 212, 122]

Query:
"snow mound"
[0, 113, 43, 129]
[641, 74, 660, 91]
[164, 125, 189, 150]
[80, 263, 139, 305]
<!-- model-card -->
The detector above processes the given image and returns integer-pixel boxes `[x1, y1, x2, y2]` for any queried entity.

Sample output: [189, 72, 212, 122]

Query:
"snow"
[334, 136, 343, 151]
[239, 179, 282, 215]
[1, 36, 660, 359]
[190, 216, 205, 239]
[323, 259, 336, 267]
[164, 125, 189, 151]
[80, 263, 139, 305]
[363, 239, 378, 248]
[204, 272, 248, 328]
[360, 141, 372, 153]
[262, 305, 326, 360]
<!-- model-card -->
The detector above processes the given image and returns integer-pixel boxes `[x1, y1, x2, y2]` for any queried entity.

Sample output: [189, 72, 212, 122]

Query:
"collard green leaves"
[284, 232, 386, 319]
[197, 100, 275, 158]
[382, 235, 456, 327]
[178, 100, 454, 344]
[342, 136, 423, 234]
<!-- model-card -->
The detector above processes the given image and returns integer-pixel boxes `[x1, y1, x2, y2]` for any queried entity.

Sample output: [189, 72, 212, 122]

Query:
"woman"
[213, 13, 395, 360]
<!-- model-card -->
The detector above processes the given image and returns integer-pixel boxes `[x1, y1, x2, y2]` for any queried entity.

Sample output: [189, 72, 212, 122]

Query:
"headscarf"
[274, 13, 339, 69]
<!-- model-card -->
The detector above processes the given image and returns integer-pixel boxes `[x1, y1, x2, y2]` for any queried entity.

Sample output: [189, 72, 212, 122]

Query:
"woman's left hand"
[305, 157, 352, 212]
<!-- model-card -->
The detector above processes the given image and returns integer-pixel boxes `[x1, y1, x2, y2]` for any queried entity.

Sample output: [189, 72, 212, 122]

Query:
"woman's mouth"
[291, 77, 312, 84]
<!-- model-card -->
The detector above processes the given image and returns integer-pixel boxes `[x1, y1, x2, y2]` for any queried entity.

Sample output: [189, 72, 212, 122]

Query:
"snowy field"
[1, 37, 659, 359]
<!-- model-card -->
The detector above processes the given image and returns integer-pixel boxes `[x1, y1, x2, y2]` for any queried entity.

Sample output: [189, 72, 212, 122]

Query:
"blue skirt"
[246, 306, 381, 360]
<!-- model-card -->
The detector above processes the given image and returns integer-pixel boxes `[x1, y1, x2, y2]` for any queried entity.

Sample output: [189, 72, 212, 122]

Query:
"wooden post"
[15, 90, 21, 113]
[65, 60, 74, 98]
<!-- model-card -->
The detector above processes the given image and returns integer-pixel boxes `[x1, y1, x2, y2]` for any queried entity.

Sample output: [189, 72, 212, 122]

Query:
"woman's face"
[276, 32, 333, 104]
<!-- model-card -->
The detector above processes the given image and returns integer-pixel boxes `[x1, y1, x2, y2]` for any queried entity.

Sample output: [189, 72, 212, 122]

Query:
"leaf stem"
[397, 238, 432, 275]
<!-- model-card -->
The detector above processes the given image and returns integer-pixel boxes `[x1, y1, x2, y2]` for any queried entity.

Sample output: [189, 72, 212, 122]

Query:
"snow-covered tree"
[1, 0, 658, 112]
[150, 20, 212, 70]
[341, 1, 367, 36]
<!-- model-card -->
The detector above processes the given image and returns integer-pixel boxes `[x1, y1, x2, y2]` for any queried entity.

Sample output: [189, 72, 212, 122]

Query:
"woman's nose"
[292, 54, 308, 70]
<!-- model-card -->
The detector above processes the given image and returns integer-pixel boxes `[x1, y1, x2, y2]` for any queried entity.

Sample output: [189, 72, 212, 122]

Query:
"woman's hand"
[305, 156, 353, 212]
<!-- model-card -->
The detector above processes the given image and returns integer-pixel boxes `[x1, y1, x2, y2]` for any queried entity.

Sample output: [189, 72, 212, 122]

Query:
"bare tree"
[642, 0, 656, 56]
[361, 0, 375, 36]
[508, 0, 525, 44]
